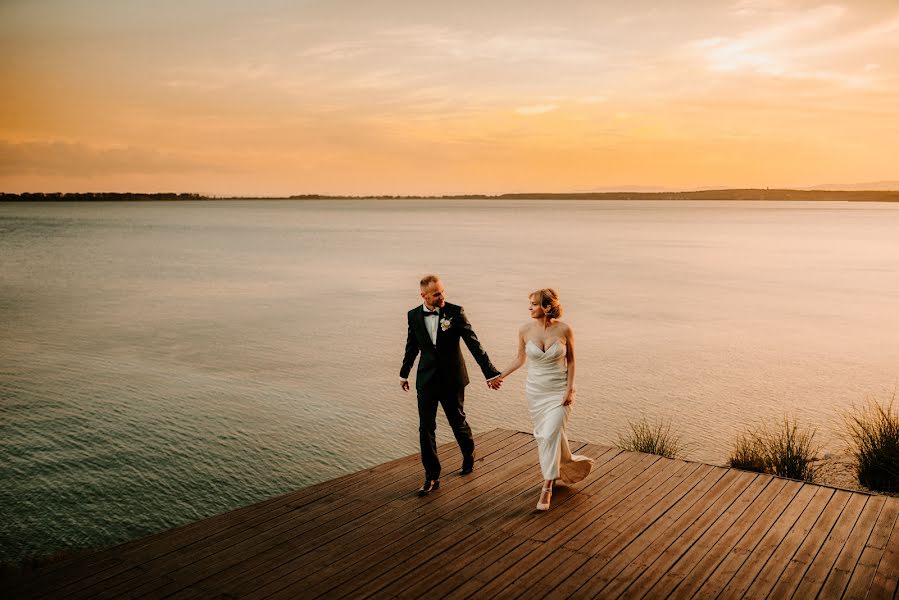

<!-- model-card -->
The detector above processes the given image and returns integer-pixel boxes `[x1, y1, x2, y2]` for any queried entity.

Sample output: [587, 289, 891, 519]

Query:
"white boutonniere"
[440, 316, 452, 331]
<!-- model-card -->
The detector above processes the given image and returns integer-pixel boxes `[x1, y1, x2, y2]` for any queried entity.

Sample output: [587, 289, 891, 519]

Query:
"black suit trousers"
[417, 386, 474, 480]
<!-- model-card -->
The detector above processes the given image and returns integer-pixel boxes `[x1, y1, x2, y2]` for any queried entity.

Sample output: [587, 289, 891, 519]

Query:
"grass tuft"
[844, 394, 899, 492]
[728, 417, 819, 482]
[617, 417, 686, 459]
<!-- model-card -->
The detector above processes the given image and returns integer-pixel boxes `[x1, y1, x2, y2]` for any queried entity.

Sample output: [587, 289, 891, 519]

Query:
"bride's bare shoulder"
[556, 320, 573, 335]
[518, 322, 532, 335]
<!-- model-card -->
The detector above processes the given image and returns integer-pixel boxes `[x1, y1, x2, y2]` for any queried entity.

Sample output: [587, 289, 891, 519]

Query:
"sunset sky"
[1, 0, 897, 196]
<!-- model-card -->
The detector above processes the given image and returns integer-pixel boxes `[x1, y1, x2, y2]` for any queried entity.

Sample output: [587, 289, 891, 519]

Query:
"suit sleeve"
[400, 313, 420, 379]
[458, 306, 501, 379]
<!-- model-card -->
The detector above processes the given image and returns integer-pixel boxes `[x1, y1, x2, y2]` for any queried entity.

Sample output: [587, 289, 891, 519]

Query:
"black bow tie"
[423, 310, 439, 316]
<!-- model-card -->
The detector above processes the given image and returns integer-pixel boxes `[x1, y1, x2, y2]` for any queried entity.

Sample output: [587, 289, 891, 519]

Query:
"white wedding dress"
[526, 340, 594, 483]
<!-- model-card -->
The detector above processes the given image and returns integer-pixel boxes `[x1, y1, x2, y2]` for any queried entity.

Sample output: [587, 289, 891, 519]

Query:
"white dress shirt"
[422, 302, 440, 346]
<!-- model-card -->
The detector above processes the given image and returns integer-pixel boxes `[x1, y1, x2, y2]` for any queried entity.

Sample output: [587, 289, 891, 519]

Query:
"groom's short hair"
[420, 274, 440, 289]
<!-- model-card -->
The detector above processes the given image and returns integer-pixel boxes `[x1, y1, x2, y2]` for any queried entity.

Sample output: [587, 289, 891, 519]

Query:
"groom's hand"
[400, 380, 410, 392]
[487, 377, 503, 390]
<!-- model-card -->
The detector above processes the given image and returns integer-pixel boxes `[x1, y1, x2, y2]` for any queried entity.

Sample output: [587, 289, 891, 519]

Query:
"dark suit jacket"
[400, 302, 500, 392]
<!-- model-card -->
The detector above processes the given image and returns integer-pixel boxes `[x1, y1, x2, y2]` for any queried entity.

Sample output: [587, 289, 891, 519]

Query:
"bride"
[495, 288, 594, 511]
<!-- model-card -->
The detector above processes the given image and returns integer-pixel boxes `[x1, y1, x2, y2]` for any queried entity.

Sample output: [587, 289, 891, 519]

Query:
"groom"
[400, 274, 502, 496]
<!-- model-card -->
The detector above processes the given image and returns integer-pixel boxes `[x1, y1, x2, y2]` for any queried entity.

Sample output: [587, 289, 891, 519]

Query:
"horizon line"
[3, 188, 899, 200]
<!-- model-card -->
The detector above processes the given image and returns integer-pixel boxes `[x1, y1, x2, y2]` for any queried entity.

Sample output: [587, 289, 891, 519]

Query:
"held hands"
[563, 389, 576, 406]
[487, 376, 504, 390]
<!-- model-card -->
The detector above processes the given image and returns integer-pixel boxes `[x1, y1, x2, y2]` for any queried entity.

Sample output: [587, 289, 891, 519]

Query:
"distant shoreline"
[2, 190, 899, 202]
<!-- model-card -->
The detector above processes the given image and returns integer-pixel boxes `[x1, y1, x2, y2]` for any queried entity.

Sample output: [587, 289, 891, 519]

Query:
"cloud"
[729, 0, 786, 18]
[577, 95, 608, 104]
[299, 41, 369, 61]
[376, 25, 603, 65]
[685, 5, 898, 88]
[514, 104, 559, 115]
[164, 60, 279, 91]
[0, 140, 214, 176]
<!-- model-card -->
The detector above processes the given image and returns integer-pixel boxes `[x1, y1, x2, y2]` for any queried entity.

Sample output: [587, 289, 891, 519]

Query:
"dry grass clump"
[844, 395, 899, 492]
[728, 417, 819, 483]
[729, 433, 768, 473]
[617, 417, 686, 459]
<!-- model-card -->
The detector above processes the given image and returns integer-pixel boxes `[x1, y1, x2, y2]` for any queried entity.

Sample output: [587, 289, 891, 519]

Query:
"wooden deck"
[5, 428, 899, 599]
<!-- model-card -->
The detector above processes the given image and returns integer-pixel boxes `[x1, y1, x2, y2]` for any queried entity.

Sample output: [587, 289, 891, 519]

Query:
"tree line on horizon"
[2, 190, 898, 202]
[0, 192, 205, 202]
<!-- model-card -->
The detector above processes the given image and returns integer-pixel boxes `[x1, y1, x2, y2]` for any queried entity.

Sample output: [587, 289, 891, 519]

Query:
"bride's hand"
[563, 389, 576, 406]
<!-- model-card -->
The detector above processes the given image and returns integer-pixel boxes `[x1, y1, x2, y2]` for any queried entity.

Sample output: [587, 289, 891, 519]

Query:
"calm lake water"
[2, 199, 898, 562]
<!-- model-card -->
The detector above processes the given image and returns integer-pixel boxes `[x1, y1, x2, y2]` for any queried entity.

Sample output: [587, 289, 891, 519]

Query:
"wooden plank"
[660, 476, 790, 600]
[843, 496, 899, 599]
[490, 452, 666, 558]
[690, 479, 804, 598]
[455, 445, 619, 534]
[11, 488, 349, 599]
[490, 452, 661, 545]
[766, 488, 853, 598]
[817, 494, 887, 599]
[598, 469, 761, 600]
[790, 492, 869, 598]
[464, 444, 629, 532]
[568, 464, 729, 598]
[149, 496, 418, 600]
[417, 442, 596, 556]
[350, 524, 492, 600]
[406, 433, 540, 513]
[176, 436, 538, 599]
[168, 501, 414, 600]
[390, 528, 516, 598]
[740, 485, 834, 599]
[562, 458, 696, 552]
[287, 520, 480, 600]
[592, 469, 750, 598]
[574, 462, 711, 554]
[239, 510, 447, 598]
[451, 540, 559, 598]
[197, 436, 539, 599]
[447, 454, 596, 529]
[80, 494, 371, 600]
[511, 466, 721, 599]
[463, 458, 695, 599]
[455, 453, 680, 600]
[415, 438, 561, 520]
[537, 459, 706, 548]
[497, 546, 589, 599]
[440, 535, 542, 599]
[715, 482, 819, 597]
[868, 499, 899, 599]
[5, 430, 894, 600]
[360, 431, 535, 503]
[11, 428, 513, 599]
[65, 492, 363, 600]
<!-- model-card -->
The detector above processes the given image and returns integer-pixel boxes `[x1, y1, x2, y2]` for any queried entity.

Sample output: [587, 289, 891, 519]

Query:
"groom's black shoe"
[418, 479, 440, 496]
[460, 454, 475, 475]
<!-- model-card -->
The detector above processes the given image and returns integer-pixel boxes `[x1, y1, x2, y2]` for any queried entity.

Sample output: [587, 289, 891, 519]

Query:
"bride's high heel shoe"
[536, 486, 553, 511]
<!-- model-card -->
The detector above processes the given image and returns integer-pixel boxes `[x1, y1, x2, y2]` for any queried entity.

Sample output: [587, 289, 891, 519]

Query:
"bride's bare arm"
[563, 325, 576, 405]
[498, 325, 528, 379]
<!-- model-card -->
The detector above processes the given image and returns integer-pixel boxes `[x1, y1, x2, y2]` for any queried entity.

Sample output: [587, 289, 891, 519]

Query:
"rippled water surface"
[2, 199, 898, 562]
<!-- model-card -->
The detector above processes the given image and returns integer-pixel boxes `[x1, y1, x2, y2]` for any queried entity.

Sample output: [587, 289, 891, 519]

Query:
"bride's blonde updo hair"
[530, 288, 563, 319]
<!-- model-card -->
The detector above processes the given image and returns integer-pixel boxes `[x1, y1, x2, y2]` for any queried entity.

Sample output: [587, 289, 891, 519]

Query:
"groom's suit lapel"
[435, 305, 451, 348]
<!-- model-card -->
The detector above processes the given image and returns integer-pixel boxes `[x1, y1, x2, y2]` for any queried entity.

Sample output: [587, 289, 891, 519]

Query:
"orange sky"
[1, 0, 897, 196]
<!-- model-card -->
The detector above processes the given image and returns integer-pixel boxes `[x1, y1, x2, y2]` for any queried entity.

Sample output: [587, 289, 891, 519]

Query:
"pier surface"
[5, 428, 899, 598]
